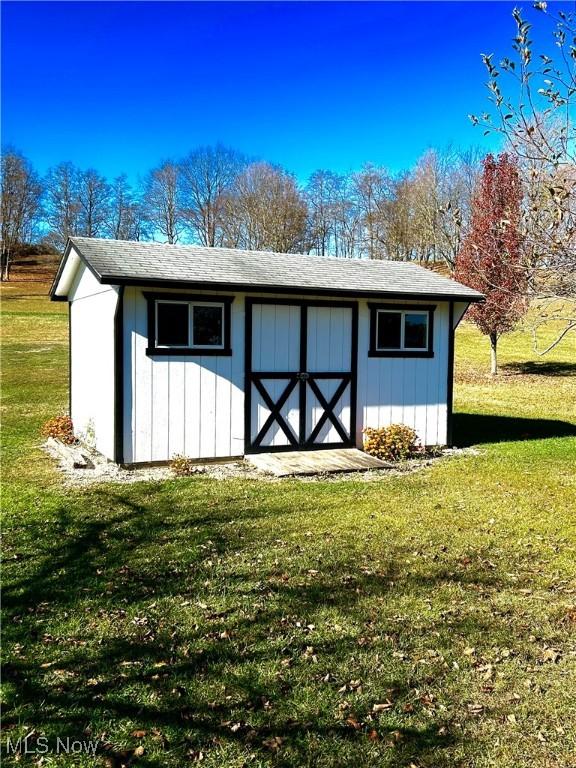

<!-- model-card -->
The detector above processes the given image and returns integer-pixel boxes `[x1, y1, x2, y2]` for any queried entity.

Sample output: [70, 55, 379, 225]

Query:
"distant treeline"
[0, 143, 482, 279]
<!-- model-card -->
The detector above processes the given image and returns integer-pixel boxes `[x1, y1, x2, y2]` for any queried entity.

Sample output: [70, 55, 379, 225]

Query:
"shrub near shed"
[41, 415, 76, 445]
[363, 424, 419, 461]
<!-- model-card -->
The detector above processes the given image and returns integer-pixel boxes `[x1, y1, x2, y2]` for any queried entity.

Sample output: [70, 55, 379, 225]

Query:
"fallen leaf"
[262, 736, 283, 751]
[541, 648, 562, 663]
[131, 730, 147, 739]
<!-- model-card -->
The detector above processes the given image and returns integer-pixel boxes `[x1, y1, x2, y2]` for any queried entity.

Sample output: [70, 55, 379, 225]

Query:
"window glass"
[157, 302, 189, 346]
[377, 311, 401, 349]
[193, 305, 223, 346]
[404, 313, 428, 349]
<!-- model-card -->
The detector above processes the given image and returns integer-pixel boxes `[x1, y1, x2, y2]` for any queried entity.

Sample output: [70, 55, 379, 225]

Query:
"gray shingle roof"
[60, 237, 483, 301]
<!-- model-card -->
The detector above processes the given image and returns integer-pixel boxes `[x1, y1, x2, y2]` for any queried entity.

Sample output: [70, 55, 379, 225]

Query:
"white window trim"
[155, 299, 225, 350]
[376, 309, 429, 352]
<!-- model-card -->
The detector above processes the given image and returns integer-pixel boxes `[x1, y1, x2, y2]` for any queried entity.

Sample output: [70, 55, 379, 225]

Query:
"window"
[156, 301, 189, 347]
[145, 293, 234, 356]
[368, 304, 435, 357]
[192, 304, 223, 347]
[377, 311, 402, 349]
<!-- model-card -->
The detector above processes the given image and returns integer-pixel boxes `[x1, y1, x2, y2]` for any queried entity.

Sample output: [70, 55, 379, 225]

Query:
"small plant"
[363, 424, 419, 462]
[170, 454, 205, 477]
[41, 415, 76, 445]
[77, 418, 96, 449]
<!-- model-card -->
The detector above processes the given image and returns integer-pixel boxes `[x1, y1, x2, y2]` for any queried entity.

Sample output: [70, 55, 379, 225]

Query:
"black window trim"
[144, 292, 234, 356]
[368, 303, 435, 358]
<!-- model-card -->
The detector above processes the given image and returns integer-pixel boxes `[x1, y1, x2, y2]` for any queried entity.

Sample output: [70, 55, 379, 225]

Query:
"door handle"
[297, 372, 309, 381]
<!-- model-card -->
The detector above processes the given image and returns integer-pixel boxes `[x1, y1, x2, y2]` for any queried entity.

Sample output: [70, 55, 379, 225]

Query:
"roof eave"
[98, 274, 484, 302]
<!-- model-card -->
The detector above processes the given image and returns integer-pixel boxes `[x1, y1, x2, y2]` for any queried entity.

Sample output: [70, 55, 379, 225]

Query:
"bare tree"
[307, 171, 361, 259]
[381, 172, 414, 261]
[179, 144, 246, 246]
[330, 175, 361, 258]
[0, 147, 43, 280]
[142, 161, 182, 244]
[470, 4, 576, 353]
[435, 147, 482, 268]
[109, 175, 146, 240]
[306, 170, 342, 256]
[222, 162, 308, 253]
[44, 161, 82, 250]
[406, 148, 481, 267]
[77, 168, 110, 237]
[352, 164, 391, 259]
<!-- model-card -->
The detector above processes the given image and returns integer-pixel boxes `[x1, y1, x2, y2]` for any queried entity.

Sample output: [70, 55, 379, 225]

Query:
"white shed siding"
[69, 264, 118, 459]
[356, 300, 450, 447]
[122, 289, 453, 462]
[122, 287, 245, 463]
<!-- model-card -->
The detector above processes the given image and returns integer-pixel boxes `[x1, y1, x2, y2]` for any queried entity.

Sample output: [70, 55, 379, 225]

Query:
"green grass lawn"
[2, 277, 575, 768]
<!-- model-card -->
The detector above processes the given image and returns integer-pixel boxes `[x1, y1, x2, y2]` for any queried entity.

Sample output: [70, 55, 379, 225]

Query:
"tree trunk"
[1, 249, 11, 282]
[490, 332, 498, 375]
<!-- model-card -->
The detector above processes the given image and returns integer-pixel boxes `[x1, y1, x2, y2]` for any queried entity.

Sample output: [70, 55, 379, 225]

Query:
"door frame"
[244, 296, 358, 454]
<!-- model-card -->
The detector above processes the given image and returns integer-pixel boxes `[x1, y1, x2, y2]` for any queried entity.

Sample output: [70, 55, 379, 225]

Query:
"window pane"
[404, 313, 428, 349]
[193, 305, 223, 346]
[157, 302, 189, 346]
[377, 311, 401, 349]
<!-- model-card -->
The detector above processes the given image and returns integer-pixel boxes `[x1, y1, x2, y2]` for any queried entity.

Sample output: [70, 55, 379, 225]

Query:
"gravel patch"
[43, 441, 479, 487]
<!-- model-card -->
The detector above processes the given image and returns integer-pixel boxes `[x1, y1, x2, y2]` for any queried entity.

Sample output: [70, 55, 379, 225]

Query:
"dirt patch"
[43, 441, 479, 487]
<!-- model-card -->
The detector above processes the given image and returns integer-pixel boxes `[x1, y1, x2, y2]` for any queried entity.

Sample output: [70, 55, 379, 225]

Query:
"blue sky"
[1, 1, 569, 183]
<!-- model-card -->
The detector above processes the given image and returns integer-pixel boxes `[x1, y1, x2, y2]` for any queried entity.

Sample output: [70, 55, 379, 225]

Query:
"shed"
[50, 237, 483, 465]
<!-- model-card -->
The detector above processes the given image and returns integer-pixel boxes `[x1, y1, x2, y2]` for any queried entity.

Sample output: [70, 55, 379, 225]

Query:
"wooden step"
[246, 448, 391, 477]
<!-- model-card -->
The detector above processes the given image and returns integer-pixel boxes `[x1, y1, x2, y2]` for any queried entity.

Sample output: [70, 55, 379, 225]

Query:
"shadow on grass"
[2, 483, 514, 767]
[500, 360, 576, 377]
[453, 412, 576, 447]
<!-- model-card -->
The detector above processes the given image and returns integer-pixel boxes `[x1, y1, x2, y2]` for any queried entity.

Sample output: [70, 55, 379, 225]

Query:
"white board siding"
[356, 300, 450, 447]
[69, 264, 118, 460]
[123, 287, 245, 463]
[122, 290, 454, 463]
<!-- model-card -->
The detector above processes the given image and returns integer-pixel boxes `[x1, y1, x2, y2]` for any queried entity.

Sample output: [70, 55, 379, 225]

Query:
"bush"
[363, 424, 419, 461]
[170, 454, 205, 477]
[41, 415, 76, 444]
